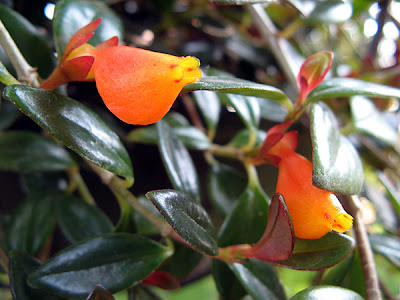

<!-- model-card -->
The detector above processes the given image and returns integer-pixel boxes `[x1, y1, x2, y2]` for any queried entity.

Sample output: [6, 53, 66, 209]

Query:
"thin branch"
[247, 4, 299, 92]
[346, 194, 382, 300]
[0, 19, 40, 87]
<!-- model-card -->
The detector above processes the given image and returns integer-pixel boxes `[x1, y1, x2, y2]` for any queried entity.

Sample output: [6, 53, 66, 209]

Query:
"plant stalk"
[0, 20, 40, 87]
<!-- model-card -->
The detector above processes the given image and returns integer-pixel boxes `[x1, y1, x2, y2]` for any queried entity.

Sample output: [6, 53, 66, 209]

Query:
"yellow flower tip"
[65, 43, 96, 80]
[170, 56, 202, 85]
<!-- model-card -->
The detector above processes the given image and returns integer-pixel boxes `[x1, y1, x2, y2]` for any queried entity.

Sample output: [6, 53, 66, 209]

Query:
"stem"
[247, 4, 299, 92]
[0, 247, 9, 274]
[0, 20, 40, 87]
[244, 160, 261, 189]
[67, 168, 96, 205]
[346, 195, 382, 300]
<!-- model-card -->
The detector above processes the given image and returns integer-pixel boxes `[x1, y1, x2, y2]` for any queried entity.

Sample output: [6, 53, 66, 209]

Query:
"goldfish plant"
[0, 0, 400, 300]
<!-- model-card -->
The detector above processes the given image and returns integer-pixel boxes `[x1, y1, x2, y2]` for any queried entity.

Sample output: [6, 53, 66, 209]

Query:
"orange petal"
[276, 152, 352, 239]
[92, 46, 201, 125]
[95, 36, 119, 50]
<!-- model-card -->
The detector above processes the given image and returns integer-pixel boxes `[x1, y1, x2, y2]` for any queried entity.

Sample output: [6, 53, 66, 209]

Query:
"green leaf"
[0, 4, 54, 77]
[377, 172, 400, 219]
[229, 129, 266, 149]
[157, 120, 200, 202]
[230, 260, 286, 300]
[183, 76, 292, 112]
[0, 131, 76, 172]
[21, 172, 68, 194]
[369, 234, 400, 268]
[274, 232, 355, 270]
[304, 1, 353, 24]
[0, 60, 19, 85]
[218, 182, 269, 247]
[310, 102, 364, 195]
[259, 97, 287, 122]
[290, 285, 364, 300]
[28, 233, 171, 298]
[219, 93, 260, 130]
[9, 250, 62, 300]
[308, 78, 400, 101]
[86, 285, 115, 300]
[146, 189, 218, 256]
[3, 85, 133, 179]
[208, 162, 247, 217]
[192, 90, 221, 138]
[5, 193, 56, 256]
[56, 195, 113, 243]
[351, 96, 398, 147]
[53, 0, 123, 58]
[212, 260, 247, 300]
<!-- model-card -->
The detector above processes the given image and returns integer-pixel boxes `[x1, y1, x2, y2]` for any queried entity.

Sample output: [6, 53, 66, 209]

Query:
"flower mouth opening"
[171, 56, 202, 85]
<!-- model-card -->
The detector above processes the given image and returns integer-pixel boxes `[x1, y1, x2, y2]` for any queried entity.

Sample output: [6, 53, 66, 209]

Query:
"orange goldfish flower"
[40, 18, 202, 125]
[252, 122, 353, 239]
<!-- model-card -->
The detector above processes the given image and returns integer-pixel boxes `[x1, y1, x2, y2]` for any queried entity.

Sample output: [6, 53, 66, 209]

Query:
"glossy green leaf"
[230, 260, 286, 300]
[290, 285, 363, 300]
[259, 98, 287, 122]
[0, 4, 54, 77]
[28, 233, 171, 298]
[208, 162, 247, 217]
[0, 60, 19, 85]
[274, 232, 355, 270]
[369, 234, 400, 268]
[210, 0, 272, 4]
[218, 182, 269, 247]
[0, 98, 21, 130]
[86, 285, 115, 300]
[183, 76, 292, 111]
[5, 193, 56, 256]
[192, 90, 221, 138]
[229, 129, 266, 149]
[128, 124, 211, 150]
[377, 171, 400, 219]
[132, 195, 164, 235]
[304, 1, 353, 24]
[0, 131, 76, 172]
[212, 260, 247, 300]
[56, 195, 113, 243]
[308, 78, 400, 102]
[146, 189, 218, 256]
[9, 250, 62, 300]
[157, 120, 200, 202]
[351, 96, 398, 147]
[3, 85, 133, 179]
[21, 172, 69, 194]
[53, 0, 123, 58]
[310, 102, 364, 194]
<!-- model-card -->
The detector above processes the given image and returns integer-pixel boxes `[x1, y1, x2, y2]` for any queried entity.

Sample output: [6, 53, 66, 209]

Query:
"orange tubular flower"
[40, 18, 202, 125]
[252, 122, 353, 239]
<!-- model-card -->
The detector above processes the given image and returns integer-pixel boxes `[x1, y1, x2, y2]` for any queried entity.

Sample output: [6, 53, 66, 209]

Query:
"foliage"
[0, 0, 400, 299]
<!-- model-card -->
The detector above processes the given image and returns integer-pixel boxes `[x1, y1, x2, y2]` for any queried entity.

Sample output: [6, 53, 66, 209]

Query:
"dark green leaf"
[157, 120, 200, 202]
[5, 193, 56, 256]
[290, 285, 364, 300]
[132, 196, 163, 235]
[305, 0, 353, 24]
[3, 85, 133, 179]
[0, 131, 76, 172]
[9, 250, 63, 300]
[21, 172, 69, 194]
[56, 195, 113, 243]
[28, 234, 171, 298]
[259, 97, 287, 122]
[230, 260, 286, 300]
[310, 102, 364, 194]
[192, 90, 221, 137]
[212, 260, 247, 300]
[274, 232, 355, 270]
[208, 162, 247, 217]
[183, 76, 292, 110]
[219, 93, 260, 130]
[308, 78, 400, 101]
[229, 129, 266, 149]
[218, 182, 269, 247]
[369, 234, 400, 268]
[351, 96, 398, 147]
[86, 285, 115, 300]
[146, 189, 218, 256]
[377, 172, 400, 219]
[53, 0, 123, 58]
[0, 4, 54, 77]
[0, 60, 19, 85]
